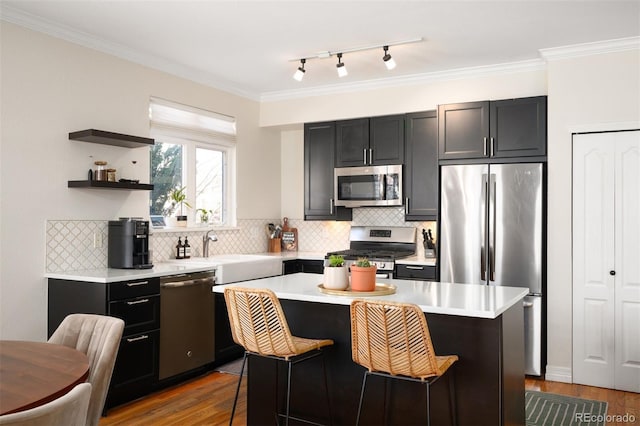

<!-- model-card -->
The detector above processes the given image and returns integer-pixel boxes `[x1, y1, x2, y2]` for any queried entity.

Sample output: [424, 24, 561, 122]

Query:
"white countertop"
[213, 273, 527, 319]
[44, 251, 326, 283]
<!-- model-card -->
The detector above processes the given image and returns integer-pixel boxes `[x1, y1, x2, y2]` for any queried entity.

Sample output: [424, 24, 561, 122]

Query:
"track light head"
[293, 59, 306, 81]
[383, 46, 396, 70]
[336, 53, 348, 77]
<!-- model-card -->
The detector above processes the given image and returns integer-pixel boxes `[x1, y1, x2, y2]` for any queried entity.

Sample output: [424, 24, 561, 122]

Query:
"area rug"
[214, 357, 246, 376]
[525, 390, 608, 426]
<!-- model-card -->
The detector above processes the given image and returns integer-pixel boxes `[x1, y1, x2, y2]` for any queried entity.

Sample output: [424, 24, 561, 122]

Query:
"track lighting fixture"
[383, 46, 396, 70]
[289, 37, 422, 80]
[293, 59, 306, 81]
[336, 53, 348, 77]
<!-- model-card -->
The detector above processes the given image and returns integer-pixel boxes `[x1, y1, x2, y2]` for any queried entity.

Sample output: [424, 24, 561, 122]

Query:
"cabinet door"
[490, 96, 546, 158]
[336, 118, 369, 167]
[304, 122, 352, 220]
[438, 101, 489, 160]
[405, 111, 438, 220]
[370, 115, 404, 165]
[107, 329, 159, 408]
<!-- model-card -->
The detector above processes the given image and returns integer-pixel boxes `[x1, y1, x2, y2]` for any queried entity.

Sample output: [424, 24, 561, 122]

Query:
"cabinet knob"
[610, 270, 616, 276]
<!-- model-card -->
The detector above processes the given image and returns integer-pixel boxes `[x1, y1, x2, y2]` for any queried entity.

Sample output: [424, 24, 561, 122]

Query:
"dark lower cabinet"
[48, 277, 161, 410]
[282, 259, 324, 275]
[404, 110, 438, 220]
[395, 263, 437, 281]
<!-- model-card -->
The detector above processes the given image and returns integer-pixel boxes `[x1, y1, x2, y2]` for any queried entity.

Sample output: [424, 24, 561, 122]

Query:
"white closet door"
[573, 133, 616, 388]
[573, 130, 640, 392]
[613, 131, 640, 393]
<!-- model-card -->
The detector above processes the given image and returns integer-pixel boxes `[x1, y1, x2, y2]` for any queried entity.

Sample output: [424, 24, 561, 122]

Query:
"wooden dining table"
[0, 340, 90, 415]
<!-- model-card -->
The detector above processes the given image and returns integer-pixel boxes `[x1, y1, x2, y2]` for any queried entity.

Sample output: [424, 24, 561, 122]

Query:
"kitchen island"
[213, 273, 528, 426]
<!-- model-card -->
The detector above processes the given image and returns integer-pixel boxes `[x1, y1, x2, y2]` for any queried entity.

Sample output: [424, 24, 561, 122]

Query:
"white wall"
[544, 49, 640, 382]
[0, 23, 279, 340]
[261, 68, 547, 127]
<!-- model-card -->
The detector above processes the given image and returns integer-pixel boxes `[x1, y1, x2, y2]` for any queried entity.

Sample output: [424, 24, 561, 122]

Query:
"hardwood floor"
[100, 372, 638, 426]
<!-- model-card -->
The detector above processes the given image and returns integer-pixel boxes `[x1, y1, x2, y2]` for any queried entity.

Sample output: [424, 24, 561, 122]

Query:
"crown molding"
[3, 4, 636, 104]
[260, 59, 547, 102]
[539, 36, 640, 61]
[0, 4, 261, 101]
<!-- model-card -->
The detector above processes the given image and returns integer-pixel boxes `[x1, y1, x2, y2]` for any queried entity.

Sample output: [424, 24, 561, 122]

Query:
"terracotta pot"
[323, 266, 349, 290]
[350, 265, 377, 291]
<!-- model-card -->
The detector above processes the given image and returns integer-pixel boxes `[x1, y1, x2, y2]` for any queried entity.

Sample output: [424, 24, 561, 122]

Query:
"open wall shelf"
[68, 180, 154, 190]
[69, 129, 154, 148]
[68, 128, 154, 191]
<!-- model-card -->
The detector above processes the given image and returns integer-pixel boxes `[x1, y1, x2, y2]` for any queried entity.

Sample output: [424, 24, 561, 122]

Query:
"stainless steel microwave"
[334, 165, 403, 207]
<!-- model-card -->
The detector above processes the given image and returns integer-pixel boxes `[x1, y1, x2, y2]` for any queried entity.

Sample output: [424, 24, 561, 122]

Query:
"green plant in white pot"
[169, 186, 191, 227]
[323, 255, 349, 290]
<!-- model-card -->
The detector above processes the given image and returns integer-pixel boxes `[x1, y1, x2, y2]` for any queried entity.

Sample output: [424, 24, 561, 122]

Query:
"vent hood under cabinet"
[67, 129, 154, 191]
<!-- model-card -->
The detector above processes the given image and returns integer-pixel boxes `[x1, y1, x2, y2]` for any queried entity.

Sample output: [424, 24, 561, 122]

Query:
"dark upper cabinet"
[335, 115, 404, 167]
[404, 111, 438, 220]
[335, 118, 370, 167]
[438, 96, 547, 160]
[490, 96, 546, 158]
[304, 122, 352, 221]
[438, 101, 490, 160]
[370, 115, 405, 165]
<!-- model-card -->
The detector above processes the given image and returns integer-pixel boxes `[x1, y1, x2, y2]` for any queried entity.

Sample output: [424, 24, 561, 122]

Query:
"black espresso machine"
[108, 218, 153, 269]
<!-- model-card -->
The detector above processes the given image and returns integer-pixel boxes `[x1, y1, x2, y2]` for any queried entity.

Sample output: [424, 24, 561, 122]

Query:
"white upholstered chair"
[0, 382, 91, 426]
[48, 314, 124, 426]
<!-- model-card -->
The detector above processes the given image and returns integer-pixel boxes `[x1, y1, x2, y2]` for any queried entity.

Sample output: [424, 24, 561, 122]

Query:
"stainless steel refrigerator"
[440, 163, 544, 376]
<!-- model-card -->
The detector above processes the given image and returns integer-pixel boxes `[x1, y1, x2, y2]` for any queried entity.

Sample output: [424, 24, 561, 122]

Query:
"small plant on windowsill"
[323, 255, 348, 290]
[197, 208, 213, 225]
[350, 257, 377, 292]
[169, 186, 192, 227]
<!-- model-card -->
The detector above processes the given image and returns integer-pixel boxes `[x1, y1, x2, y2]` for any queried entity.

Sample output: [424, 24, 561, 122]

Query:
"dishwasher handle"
[161, 277, 215, 288]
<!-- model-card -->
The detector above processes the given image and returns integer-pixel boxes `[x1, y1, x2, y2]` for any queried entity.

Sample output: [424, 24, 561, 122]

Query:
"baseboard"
[544, 365, 572, 383]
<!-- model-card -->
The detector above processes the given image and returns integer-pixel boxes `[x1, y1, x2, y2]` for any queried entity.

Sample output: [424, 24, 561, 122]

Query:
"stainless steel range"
[326, 226, 417, 278]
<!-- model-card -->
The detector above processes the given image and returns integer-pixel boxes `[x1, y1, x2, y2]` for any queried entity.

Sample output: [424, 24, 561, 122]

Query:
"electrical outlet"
[93, 232, 103, 248]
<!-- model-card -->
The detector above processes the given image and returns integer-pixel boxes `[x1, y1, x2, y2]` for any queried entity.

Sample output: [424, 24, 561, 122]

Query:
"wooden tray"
[318, 283, 396, 297]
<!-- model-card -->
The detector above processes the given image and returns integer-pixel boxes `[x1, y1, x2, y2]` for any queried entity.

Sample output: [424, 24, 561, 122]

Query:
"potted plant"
[198, 208, 213, 225]
[169, 186, 191, 227]
[350, 257, 377, 292]
[323, 255, 348, 290]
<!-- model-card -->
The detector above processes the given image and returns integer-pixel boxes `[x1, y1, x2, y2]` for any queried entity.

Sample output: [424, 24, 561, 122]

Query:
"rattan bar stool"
[350, 299, 459, 426]
[224, 287, 334, 426]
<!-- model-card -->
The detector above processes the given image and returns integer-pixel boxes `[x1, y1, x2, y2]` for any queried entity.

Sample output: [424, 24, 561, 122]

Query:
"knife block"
[268, 238, 281, 253]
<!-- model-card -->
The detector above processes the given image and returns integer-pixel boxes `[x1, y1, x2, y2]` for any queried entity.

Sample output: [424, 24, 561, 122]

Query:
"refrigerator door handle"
[481, 174, 488, 281]
[489, 174, 497, 282]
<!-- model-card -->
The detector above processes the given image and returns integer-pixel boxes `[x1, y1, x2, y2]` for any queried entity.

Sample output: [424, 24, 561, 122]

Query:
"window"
[149, 98, 236, 227]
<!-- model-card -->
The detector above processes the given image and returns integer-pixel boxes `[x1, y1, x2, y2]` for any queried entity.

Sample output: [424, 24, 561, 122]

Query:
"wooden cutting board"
[281, 217, 298, 251]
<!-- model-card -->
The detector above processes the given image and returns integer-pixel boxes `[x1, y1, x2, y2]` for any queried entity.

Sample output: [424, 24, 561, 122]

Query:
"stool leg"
[285, 360, 293, 426]
[425, 382, 431, 426]
[448, 368, 457, 426]
[320, 352, 333, 426]
[355, 371, 369, 426]
[229, 352, 248, 426]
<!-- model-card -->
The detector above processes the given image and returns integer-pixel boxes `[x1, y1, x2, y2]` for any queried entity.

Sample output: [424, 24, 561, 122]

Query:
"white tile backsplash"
[46, 209, 436, 272]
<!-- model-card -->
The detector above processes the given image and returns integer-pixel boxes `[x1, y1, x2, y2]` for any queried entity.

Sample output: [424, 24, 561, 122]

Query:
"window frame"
[149, 126, 237, 228]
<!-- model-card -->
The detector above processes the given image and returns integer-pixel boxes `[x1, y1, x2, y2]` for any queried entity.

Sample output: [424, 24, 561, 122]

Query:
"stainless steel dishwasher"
[159, 270, 216, 380]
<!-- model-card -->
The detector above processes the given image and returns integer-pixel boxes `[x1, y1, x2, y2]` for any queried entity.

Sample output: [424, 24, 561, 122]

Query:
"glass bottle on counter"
[176, 237, 184, 259]
[184, 237, 191, 259]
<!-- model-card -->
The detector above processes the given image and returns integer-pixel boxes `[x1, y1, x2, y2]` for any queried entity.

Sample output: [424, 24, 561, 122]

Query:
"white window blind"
[149, 97, 236, 143]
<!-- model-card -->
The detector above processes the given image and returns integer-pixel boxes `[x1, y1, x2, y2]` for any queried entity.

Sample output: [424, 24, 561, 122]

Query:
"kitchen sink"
[164, 254, 282, 284]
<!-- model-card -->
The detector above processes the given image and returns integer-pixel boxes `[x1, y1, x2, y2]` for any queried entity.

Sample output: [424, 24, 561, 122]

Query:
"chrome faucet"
[203, 230, 218, 257]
